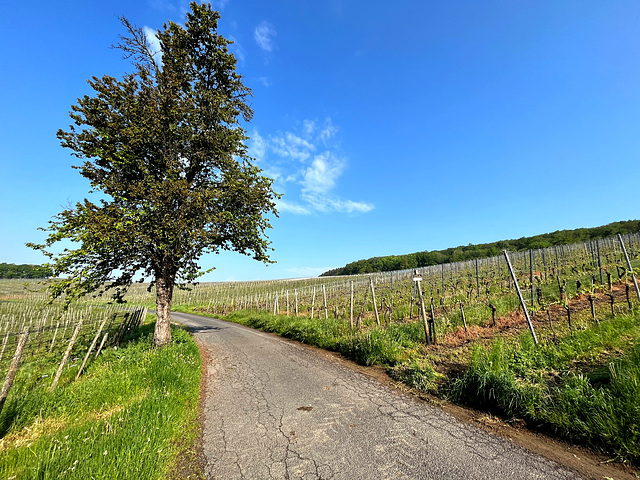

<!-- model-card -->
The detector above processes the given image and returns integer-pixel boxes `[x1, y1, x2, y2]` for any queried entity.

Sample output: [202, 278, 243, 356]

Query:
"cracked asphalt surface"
[172, 311, 583, 480]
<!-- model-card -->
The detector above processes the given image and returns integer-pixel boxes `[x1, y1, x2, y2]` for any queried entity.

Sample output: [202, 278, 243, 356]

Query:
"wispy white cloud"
[271, 133, 315, 162]
[248, 130, 266, 161]
[276, 199, 311, 215]
[250, 118, 374, 215]
[210, 0, 230, 10]
[302, 120, 315, 138]
[254, 21, 276, 52]
[258, 76, 271, 87]
[143, 26, 162, 58]
[228, 35, 246, 66]
[302, 152, 343, 194]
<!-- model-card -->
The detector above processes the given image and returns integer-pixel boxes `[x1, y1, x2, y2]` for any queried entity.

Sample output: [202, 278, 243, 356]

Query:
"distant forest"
[320, 220, 640, 277]
[0, 263, 52, 279]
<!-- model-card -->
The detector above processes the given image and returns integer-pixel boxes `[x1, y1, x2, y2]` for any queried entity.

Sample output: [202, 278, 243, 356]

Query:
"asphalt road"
[172, 311, 583, 480]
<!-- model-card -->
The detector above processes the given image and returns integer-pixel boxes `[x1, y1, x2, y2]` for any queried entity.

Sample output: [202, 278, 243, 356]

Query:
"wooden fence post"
[0, 331, 29, 416]
[370, 277, 380, 326]
[350, 282, 354, 329]
[618, 234, 640, 304]
[76, 315, 109, 380]
[414, 273, 430, 345]
[503, 250, 538, 345]
[459, 301, 468, 332]
[323, 285, 328, 320]
[51, 319, 84, 391]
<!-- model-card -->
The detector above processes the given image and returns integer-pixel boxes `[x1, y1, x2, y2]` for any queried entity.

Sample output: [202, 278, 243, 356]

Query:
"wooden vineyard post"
[322, 285, 328, 320]
[0, 332, 9, 363]
[503, 250, 539, 345]
[350, 281, 354, 329]
[459, 301, 468, 332]
[409, 281, 416, 319]
[51, 319, 83, 391]
[295, 289, 299, 317]
[587, 294, 598, 324]
[311, 287, 316, 319]
[286, 290, 290, 316]
[95, 331, 110, 360]
[618, 234, 640, 304]
[370, 277, 380, 326]
[489, 303, 497, 327]
[596, 240, 603, 285]
[76, 315, 109, 380]
[414, 272, 430, 345]
[94, 312, 116, 359]
[429, 300, 437, 344]
[0, 330, 29, 416]
[530, 250, 534, 308]
[475, 258, 480, 298]
[273, 293, 278, 315]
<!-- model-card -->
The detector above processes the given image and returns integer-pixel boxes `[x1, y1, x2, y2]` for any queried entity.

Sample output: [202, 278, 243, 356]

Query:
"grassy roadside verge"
[0, 320, 202, 480]
[449, 313, 640, 463]
[178, 305, 640, 466]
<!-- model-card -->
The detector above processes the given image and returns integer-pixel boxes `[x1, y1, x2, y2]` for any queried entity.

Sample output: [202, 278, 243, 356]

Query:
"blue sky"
[1, 1, 639, 281]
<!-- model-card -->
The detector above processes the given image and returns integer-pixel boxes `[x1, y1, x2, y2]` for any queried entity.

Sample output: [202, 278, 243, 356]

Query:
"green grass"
[219, 310, 427, 367]
[0, 321, 202, 480]
[448, 310, 640, 462]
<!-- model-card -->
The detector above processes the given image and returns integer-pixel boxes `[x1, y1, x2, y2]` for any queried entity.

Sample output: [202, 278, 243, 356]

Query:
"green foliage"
[0, 263, 52, 279]
[321, 219, 640, 276]
[0, 323, 201, 479]
[389, 360, 445, 393]
[28, 3, 278, 345]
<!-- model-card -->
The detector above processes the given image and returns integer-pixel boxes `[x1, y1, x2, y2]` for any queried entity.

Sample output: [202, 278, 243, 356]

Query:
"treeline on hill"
[321, 219, 640, 276]
[0, 263, 52, 279]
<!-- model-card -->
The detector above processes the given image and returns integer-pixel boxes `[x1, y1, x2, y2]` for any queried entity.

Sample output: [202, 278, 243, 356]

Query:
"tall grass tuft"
[448, 312, 640, 463]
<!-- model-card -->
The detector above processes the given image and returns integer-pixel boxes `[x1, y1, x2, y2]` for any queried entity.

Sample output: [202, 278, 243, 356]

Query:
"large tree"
[29, 3, 278, 346]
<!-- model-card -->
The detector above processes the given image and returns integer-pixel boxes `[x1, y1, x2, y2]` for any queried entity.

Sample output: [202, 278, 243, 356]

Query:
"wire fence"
[0, 287, 147, 414]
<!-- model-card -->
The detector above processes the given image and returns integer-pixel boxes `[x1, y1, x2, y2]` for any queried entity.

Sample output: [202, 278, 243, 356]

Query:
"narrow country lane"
[172, 311, 582, 480]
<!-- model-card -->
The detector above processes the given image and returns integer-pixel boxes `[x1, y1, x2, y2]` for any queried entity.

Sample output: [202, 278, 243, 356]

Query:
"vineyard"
[1, 232, 640, 469]
[0, 281, 201, 479]
[157, 232, 640, 464]
[0, 280, 146, 409]
[128, 233, 640, 350]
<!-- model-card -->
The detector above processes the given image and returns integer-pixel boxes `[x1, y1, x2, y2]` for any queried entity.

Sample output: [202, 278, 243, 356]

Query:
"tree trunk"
[154, 274, 174, 346]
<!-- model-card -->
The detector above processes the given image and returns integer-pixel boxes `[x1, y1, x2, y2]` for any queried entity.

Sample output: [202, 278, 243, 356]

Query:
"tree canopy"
[0, 263, 52, 279]
[29, 3, 278, 345]
[321, 220, 640, 277]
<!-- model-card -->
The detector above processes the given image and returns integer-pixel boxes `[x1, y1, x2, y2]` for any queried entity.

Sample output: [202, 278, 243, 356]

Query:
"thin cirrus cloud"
[248, 119, 374, 215]
[254, 21, 276, 52]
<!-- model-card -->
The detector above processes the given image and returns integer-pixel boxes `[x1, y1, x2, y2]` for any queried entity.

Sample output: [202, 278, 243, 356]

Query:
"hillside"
[320, 219, 640, 276]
